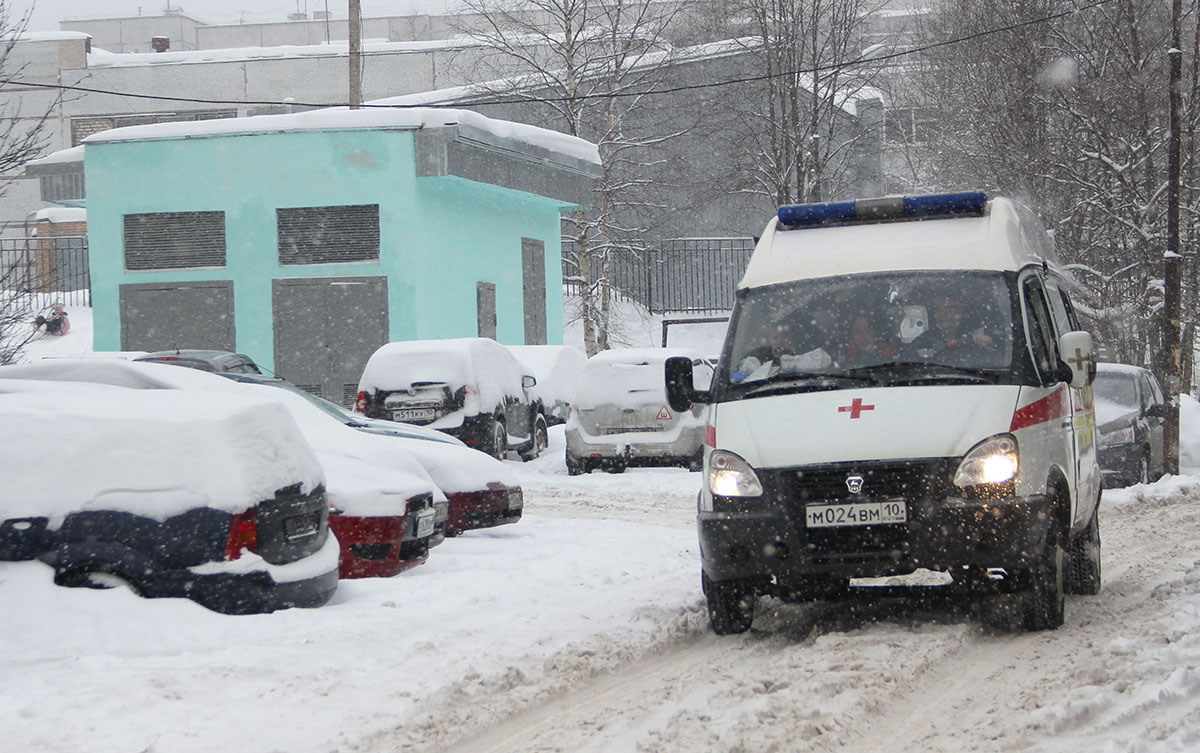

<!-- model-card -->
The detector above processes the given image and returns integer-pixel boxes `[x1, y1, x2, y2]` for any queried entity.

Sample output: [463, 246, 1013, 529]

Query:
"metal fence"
[563, 237, 754, 314]
[0, 237, 91, 309]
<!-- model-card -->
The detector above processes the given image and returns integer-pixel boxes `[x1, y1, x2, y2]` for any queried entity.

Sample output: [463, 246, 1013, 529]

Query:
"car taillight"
[355, 390, 369, 414]
[225, 508, 259, 560]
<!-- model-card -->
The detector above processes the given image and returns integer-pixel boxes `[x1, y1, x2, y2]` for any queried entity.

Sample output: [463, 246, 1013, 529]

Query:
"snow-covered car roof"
[506, 345, 587, 406]
[0, 390, 323, 525]
[573, 348, 712, 409]
[359, 338, 529, 406]
[1095, 362, 1150, 378]
[220, 372, 516, 494]
[0, 357, 225, 389]
[0, 359, 441, 517]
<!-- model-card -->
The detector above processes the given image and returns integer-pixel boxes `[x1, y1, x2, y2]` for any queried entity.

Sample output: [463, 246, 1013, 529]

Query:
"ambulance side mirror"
[665, 356, 709, 412]
[1057, 331, 1095, 389]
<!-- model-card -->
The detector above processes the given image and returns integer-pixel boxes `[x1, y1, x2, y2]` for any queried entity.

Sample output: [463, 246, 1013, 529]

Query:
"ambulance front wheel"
[1022, 521, 1066, 631]
[1066, 509, 1102, 595]
[703, 572, 755, 635]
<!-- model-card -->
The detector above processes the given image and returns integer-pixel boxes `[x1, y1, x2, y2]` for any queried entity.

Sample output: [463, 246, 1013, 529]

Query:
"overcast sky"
[11, 1, 460, 34]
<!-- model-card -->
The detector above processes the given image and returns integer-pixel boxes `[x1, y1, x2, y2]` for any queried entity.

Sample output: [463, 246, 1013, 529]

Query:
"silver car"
[565, 348, 713, 474]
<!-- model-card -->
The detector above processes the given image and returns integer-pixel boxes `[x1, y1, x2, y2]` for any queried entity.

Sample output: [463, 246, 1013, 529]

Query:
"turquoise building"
[83, 108, 599, 403]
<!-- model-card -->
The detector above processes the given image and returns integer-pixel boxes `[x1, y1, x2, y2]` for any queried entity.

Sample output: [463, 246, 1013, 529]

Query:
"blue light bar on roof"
[777, 190, 988, 229]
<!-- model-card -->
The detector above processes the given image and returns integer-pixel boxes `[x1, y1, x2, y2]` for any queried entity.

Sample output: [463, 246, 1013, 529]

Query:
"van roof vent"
[778, 191, 988, 230]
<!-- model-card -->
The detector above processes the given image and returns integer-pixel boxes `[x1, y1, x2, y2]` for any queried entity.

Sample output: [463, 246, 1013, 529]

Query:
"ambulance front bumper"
[698, 493, 1055, 582]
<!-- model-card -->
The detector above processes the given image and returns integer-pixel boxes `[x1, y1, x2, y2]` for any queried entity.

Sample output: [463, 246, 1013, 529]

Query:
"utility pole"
[1164, 0, 1183, 475]
[348, 0, 362, 108]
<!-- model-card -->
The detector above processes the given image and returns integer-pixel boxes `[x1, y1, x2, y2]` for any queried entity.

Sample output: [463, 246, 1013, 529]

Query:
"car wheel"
[1066, 510, 1102, 595]
[703, 572, 755, 635]
[487, 418, 507, 460]
[521, 414, 549, 462]
[1022, 520, 1066, 631]
[686, 449, 704, 472]
[1138, 451, 1151, 485]
[56, 566, 140, 594]
[566, 454, 586, 476]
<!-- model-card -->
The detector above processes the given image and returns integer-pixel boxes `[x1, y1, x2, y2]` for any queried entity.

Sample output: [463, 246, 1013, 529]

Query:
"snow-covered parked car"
[223, 373, 523, 537]
[133, 349, 263, 374]
[506, 344, 587, 425]
[565, 348, 714, 474]
[356, 338, 548, 461]
[0, 359, 442, 579]
[0, 389, 339, 614]
[1093, 362, 1166, 487]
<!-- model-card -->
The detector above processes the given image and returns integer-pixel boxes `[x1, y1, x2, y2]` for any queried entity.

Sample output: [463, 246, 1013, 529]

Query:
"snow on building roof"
[25, 145, 84, 167]
[374, 37, 875, 117]
[82, 106, 601, 165]
[85, 36, 479, 68]
[34, 207, 87, 223]
[16, 31, 91, 42]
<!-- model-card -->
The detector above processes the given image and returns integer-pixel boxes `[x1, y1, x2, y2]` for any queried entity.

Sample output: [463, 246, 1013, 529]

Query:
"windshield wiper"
[739, 371, 876, 397]
[844, 361, 999, 385]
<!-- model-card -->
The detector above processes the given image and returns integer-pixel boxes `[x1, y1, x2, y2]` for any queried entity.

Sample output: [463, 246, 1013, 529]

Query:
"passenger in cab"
[907, 293, 999, 360]
[842, 312, 897, 365]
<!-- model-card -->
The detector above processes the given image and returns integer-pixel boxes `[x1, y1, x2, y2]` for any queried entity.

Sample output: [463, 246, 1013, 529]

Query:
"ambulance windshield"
[720, 271, 1014, 392]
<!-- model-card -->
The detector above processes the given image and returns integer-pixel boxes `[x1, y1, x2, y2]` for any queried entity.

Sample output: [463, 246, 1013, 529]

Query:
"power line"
[0, 0, 1119, 111]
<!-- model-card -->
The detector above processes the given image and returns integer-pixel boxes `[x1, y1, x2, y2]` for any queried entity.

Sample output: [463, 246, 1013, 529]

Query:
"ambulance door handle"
[1061, 420, 1073, 429]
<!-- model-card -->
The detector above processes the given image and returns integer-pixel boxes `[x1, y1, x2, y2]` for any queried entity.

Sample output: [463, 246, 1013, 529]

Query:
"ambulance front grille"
[762, 458, 959, 559]
[776, 458, 957, 503]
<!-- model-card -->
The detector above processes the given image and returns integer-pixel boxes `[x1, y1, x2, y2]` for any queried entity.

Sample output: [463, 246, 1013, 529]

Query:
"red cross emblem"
[838, 397, 875, 419]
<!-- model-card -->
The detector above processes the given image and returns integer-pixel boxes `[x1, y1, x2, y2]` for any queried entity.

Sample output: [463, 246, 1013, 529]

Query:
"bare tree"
[902, 0, 1180, 381]
[451, 0, 691, 355]
[701, 0, 891, 207]
[0, 4, 64, 365]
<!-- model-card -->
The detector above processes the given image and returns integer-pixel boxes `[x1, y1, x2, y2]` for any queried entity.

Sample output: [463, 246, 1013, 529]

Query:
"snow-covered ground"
[4, 308, 1200, 752]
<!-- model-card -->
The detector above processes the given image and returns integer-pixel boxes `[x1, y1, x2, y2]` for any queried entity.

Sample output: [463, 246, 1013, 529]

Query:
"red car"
[226, 373, 525, 537]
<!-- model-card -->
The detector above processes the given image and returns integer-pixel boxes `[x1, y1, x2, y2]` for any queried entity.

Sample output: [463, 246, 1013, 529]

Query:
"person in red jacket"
[843, 313, 896, 365]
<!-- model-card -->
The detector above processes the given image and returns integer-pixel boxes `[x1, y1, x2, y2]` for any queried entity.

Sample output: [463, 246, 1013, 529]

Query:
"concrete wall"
[60, 14, 207, 53]
[84, 127, 565, 363]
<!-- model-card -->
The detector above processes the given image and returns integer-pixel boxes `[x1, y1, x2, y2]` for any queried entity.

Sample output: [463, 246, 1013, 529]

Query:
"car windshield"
[1093, 372, 1138, 409]
[717, 271, 1014, 397]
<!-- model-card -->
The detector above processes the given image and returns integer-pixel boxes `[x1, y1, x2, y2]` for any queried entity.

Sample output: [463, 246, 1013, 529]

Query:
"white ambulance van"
[665, 191, 1102, 634]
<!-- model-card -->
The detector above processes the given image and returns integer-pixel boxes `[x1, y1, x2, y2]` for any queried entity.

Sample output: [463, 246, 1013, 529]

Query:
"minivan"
[666, 191, 1102, 634]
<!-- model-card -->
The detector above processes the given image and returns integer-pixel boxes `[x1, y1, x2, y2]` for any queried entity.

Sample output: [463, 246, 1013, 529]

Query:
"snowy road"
[4, 433, 1200, 753]
[415, 468, 1200, 753]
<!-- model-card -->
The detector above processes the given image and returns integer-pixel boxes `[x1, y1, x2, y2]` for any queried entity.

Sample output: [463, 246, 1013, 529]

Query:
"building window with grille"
[277, 204, 380, 265]
[123, 211, 227, 270]
[884, 107, 934, 144]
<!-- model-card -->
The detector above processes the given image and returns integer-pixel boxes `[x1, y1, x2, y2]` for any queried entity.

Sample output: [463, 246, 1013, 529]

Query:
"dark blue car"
[0, 387, 339, 614]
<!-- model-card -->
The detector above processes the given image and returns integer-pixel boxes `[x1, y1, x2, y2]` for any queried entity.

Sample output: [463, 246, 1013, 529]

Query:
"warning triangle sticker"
[656, 406, 672, 420]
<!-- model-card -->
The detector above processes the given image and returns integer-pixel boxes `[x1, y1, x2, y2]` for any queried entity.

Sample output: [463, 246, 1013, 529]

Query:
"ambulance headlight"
[708, 450, 763, 498]
[954, 434, 1019, 487]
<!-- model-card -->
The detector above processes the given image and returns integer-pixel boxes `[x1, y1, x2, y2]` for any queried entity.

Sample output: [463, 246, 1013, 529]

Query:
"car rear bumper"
[46, 536, 341, 614]
[565, 426, 705, 463]
[185, 565, 340, 614]
[445, 486, 523, 535]
[699, 493, 1054, 582]
[329, 513, 409, 579]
